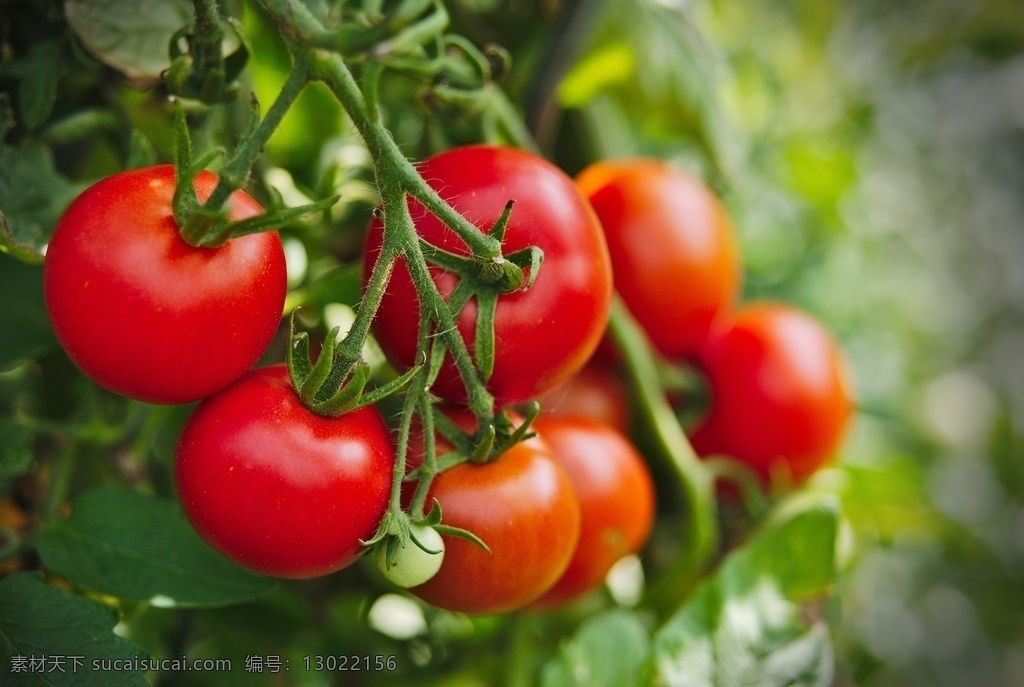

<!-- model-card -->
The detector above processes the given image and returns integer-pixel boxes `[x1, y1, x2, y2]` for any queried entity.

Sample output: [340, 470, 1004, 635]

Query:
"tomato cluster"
[41, 146, 853, 612]
[575, 158, 855, 487]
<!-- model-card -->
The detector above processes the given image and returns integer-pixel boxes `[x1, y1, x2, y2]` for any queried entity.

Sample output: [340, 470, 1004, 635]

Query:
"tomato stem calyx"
[285, 311, 419, 417]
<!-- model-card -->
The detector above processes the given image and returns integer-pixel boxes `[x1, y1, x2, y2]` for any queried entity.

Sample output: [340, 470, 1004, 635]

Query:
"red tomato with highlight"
[43, 165, 287, 404]
[690, 302, 855, 485]
[576, 159, 740, 360]
[406, 413, 581, 614]
[531, 416, 655, 608]
[363, 145, 612, 408]
[174, 365, 394, 579]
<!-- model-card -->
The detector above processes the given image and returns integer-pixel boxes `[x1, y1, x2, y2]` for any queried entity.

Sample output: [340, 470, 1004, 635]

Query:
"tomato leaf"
[644, 494, 840, 687]
[0, 142, 80, 263]
[0, 256, 57, 368]
[0, 573, 149, 686]
[0, 419, 34, 478]
[35, 486, 276, 608]
[9, 38, 69, 131]
[64, 0, 193, 87]
[540, 609, 650, 687]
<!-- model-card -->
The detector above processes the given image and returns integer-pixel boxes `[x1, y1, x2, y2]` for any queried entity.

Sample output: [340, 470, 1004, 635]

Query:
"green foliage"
[0, 258, 56, 369]
[541, 609, 650, 687]
[0, 573, 149, 686]
[35, 487, 276, 608]
[645, 496, 839, 687]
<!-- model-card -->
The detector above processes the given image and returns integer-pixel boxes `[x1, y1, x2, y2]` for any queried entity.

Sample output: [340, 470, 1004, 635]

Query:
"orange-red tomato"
[690, 302, 855, 484]
[535, 364, 630, 434]
[405, 412, 581, 614]
[530, 416, 655, 608]
[577, 159, 740, 360]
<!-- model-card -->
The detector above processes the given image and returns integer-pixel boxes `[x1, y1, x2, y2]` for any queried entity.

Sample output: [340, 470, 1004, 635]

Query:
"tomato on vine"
[43, 165, 287, 405]
[530, 416, 655, 608]
[690, 302, 855, 485]
[362, 145, 613, 408]
[405, 412, 581, 614]
[576, 159, 740, 360]
[535, 363, 631, 434]
[174, 364, 394, 579]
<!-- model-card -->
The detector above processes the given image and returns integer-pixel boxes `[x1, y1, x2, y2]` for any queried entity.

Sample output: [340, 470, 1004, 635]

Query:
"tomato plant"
[363, 145, 613, 407]
[405, 416, 581, 614]
[530, 416, 655, 608]
[576, 159, 740, 360]
[174, 364, 394, 579]
[43, 165, 287, 405]
[690, 302, 855, 484]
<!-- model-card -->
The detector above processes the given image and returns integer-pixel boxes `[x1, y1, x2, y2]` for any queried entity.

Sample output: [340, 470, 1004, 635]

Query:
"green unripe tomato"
[377, 524, 445, 588]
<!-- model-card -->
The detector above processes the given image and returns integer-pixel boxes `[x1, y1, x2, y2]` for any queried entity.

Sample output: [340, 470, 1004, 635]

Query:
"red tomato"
[535, 363, 631, 434]
[576, 159, 740, 360]
[406, 412, 581, 614]
[690, 302, 855, 484]
[174, 365, 394, 578]
[43, 165, 287, 404]
[530, 416, 655, 608]
[362, 145, 612, 408]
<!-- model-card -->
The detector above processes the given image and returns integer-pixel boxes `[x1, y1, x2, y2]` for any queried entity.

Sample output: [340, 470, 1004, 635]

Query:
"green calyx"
[285, 311, 419, 418]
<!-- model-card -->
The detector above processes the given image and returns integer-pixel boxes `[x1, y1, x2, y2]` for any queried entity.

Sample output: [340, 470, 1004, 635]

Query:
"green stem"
[191, 0, 228, 76]
[44, 447, 76, 522]
[195, 55, 312, 224]
[607, 297, 718, 610]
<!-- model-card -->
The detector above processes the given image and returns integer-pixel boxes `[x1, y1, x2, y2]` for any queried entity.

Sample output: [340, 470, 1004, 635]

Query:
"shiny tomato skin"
[407, 416, 581, 614]
[43, 165, 287, 404]
[531, 416, 655, 608]
[576, 159, 740, 360]
[690, 302, 854, 484]
[363, 145, 612, 408]
[174, 365, 394, 579]
[535, 363, 631, 435]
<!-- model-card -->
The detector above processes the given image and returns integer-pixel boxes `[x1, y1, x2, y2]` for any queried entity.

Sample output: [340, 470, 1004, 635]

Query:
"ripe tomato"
[690, 302, 855, 485]
[43, 165, 287, 404]
[406, 413, 581, 614]
[174, 365, 394, 579]
[534, 363, 631, 434]
[530, 416, 655, 608]
[576, 159, 740, 360]
[362, 145, 612, 408]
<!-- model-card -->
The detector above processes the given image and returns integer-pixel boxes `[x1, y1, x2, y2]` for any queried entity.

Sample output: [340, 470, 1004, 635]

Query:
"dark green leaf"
[0, 419, 34, 477]
[36, 486, 275, 608]
[64, 0, 193, 86]
[645, 495, 840, 687]
[0, 142, 80, 260]
[541, 609, 650, 687]
[10, 38, 69, 130]
[0, 573, 148, 686]
[0, 257, 57, 368]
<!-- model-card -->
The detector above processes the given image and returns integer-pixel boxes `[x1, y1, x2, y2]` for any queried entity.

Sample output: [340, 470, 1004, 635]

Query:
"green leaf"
[0, 419, 34, 477]
[0, 573, 148, 686]
[0, 256, 57, 368]
[0, 142, 80, 261]
[645, 495, 840, 687]
[541, 609, 650, 687]
[36, 486, 275, 608]
[10, 38, 69, 130]
[64, 0, 193, 86]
